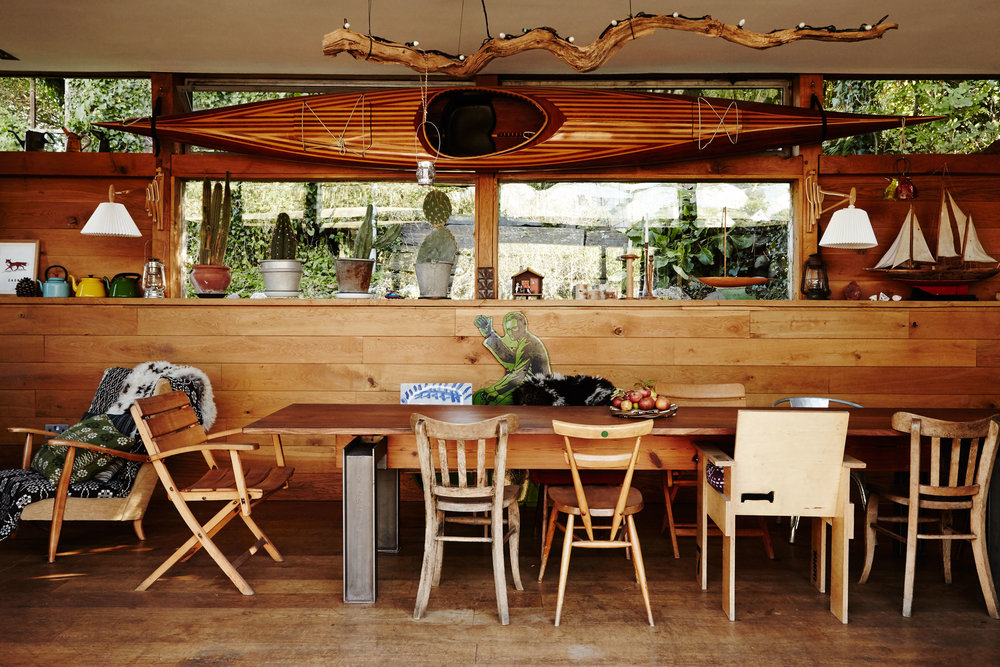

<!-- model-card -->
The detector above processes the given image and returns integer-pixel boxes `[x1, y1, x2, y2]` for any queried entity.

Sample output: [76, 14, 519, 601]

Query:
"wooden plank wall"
[2, 299, 999, 499]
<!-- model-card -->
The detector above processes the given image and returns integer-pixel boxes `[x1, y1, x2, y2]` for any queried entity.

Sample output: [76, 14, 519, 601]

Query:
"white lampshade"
[81, 185, 142, 237]
[819, 205, 877, 249]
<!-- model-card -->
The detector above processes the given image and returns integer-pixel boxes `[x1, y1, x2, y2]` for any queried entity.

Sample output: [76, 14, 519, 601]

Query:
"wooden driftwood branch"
[322, 14, 898, 78]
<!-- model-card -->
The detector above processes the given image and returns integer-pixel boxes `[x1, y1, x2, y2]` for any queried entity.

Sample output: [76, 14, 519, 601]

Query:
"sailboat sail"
[963, 213, 997, 263]
[873, 207, 935, 269]
[935, 188, 997, 263]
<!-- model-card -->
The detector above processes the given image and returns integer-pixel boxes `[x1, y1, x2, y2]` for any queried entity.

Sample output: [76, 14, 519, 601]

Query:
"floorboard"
[1, 497, 998, 665]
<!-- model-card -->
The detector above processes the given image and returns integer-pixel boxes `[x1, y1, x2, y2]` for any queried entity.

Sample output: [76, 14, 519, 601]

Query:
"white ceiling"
[2, 1, 998, 79]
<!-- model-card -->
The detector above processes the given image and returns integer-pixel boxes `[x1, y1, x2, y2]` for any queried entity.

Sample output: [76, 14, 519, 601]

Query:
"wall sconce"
[818, 187, 878, 250]
[80, 185, 142, 237]
[801, 252, 830, 300]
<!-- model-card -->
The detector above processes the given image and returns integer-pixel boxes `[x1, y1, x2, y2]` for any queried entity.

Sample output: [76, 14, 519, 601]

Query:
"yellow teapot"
[71, 275, 108, 297]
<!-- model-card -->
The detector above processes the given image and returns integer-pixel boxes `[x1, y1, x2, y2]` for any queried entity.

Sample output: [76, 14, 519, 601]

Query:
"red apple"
[620, 399, 634, 411]
[640, 387, 651, 398]
[638, 396, 655, 410]
[611, 396, 622, 408]
[655, 395, 670, 411]
[628, 390, 643, 403]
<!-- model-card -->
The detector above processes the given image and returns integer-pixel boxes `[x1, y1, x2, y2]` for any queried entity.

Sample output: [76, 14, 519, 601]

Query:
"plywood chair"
[539, 419, 654, 626]
[658, 382, 772, 560]
[859, 412, 1000, 618]
[697, 410, 863, 623]
[7, 375, 171, 562]
[773, 396, 866, 543]
[411, 413, 522, 625]
[130, 391, 293, 596]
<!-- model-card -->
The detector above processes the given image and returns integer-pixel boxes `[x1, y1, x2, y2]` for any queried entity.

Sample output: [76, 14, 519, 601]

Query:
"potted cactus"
[190, 172, 232, 297]
[415, 189, 458, 298]
[334, 203, 402, 296]
[260, 212, 304, 296]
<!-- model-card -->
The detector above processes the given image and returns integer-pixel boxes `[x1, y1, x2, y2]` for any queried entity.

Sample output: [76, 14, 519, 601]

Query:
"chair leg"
[758, 517, 774, 559]
[940, 510, 953, 584]
[859, 492, 880, 584]
[970, 507, 1000, 619]
[554, 513, 574, 627]
[508, 502, 523, 591]
[138, 500, 254, 595]
[413, 510, 438, 620]
[492, 506, 510, 625]
[697, 473, 708, 590]
[231, 513, 284, 567]
[537, 483, 547, 562]
[431, 509, 445, 587]
[902, 503, 920, 617]
[660, 471, 681, 559]
[538, 505, 560, 582]
[132, 518, 146, 542]
[627, 515, 654, 627]
[722, 529, 736, 621]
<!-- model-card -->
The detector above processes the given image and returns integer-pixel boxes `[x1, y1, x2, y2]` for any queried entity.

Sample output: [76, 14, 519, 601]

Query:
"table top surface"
[243, 403, 1000, 438]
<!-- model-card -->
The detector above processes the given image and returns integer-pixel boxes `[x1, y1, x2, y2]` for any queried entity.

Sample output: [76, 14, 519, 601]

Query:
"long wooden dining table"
[243, 403, 1000, 603]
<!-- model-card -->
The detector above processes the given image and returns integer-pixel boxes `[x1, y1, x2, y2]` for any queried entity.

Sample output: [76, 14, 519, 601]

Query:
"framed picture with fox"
[1, 240, 40, 294]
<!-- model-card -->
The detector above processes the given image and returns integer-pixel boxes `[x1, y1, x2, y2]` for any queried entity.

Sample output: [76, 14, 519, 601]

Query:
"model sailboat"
[867, 188, 1000, 285]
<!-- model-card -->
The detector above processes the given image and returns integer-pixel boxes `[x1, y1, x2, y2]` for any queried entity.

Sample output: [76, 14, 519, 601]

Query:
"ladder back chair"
[698, 410, 864, 623]
[859, 411, 1000, 618]
[130, 391, 293, 596]
[773, 396, 866, 543]
[411, 413, 522, 625]
[658, 382, 772, 560]
[539, 419, 655, 626]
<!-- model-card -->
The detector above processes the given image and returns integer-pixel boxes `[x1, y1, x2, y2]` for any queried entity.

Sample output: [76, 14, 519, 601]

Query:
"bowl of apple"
[609, 384, 678, 418]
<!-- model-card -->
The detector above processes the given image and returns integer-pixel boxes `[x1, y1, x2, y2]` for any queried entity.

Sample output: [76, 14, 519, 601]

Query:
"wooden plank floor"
[1, 497, 998, 665]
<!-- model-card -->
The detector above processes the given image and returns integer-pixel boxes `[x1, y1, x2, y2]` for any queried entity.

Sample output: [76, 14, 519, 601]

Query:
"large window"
[498, 181, 791, 300]
[182, 180, 474, 298]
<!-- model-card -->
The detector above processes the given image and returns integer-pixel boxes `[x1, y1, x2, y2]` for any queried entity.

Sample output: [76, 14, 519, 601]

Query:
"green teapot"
[107, 272, 142, 298]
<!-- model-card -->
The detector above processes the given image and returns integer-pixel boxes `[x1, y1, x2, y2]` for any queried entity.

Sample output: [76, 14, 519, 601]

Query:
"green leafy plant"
[198, 172, 231, 265]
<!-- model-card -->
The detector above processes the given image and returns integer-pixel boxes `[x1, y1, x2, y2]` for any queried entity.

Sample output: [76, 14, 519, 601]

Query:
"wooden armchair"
[7, 376, 170, 562]
[698, 410, 864, 623]
[859, 412, 1000, 618]
[130, 391, 293, 596]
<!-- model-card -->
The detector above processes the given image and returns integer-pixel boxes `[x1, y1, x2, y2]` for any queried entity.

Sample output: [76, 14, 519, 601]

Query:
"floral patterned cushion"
[30, 415, 136, 486]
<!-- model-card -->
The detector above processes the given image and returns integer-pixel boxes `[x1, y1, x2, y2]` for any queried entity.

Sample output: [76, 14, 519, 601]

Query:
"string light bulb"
[673, 12, 679, 18]
[863, 23, 872, 30]
[499, 32, 506, 39]
[458, 54, 465, 61]
[611, 19, 618, 26]
[798, 22, 807, 29]
[343, 19, 350, 29]
[567, 36, 575, 43]
[738, 19, 746, 28]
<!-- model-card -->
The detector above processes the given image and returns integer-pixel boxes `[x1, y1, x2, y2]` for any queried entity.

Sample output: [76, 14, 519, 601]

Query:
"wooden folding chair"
[697, 410, 864, 623]
[539, 419, 654, 626]
[130, 391, 293, 595]
[411, 413, 522, 625]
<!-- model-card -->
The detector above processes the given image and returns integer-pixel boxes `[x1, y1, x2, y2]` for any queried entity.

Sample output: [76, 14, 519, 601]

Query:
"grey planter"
[260, 259, 304, 294]
[415, 261, 453, 298]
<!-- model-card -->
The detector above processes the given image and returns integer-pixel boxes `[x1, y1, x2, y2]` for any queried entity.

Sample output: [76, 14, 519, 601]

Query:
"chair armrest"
[842, 454, 866, 470]
[695, 444, 733, 467]
[205, 428, 245, 441]
[149, 442, 259, 461]
[9, 426, 60, 469]
[48, 438, 150, 463]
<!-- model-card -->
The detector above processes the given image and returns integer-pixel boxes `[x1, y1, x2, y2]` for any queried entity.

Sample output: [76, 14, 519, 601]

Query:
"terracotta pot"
[335, 258, 374, 294]
[189, 264, 232, 298]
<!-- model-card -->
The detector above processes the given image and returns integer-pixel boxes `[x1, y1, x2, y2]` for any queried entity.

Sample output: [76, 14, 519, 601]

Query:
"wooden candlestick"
[620, 254, 639, 299]
[642, 243, 657, 299]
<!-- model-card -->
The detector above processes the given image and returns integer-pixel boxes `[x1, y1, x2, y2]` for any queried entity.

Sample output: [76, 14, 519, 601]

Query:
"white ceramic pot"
[260, 259, 304, 294]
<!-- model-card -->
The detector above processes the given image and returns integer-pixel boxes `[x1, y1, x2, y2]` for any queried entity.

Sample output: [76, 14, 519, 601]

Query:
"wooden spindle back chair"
[860, 411, 1000, 618]
[410, 413, 522, 625]
[539, 418, 654, 626]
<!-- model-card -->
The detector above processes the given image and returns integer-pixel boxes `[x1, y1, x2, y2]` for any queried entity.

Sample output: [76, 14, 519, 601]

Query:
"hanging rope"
[480, 0, 492, 41]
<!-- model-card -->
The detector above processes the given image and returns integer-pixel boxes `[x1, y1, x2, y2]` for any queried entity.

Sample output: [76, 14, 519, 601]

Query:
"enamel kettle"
[108, 272, 142, 298]
[38, 265, 74, 297]
[71, 275, 108, 297]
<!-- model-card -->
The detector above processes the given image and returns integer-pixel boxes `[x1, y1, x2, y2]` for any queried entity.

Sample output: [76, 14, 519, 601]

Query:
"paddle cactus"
[417, 190, 457, 264]
[351, 203, 402, 259]
[269, 212, 298, 260]
[198, 172, 232, 265]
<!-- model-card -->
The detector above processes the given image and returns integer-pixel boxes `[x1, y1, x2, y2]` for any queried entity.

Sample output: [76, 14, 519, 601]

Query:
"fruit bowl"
[609, 403, 678, 419]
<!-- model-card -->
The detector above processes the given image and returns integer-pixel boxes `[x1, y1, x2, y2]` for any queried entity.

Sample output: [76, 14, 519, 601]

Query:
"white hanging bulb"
[343, 20, 350, 29]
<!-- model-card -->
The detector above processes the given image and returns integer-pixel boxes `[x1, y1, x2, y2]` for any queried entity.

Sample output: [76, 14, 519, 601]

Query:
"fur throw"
[106, 361, 216, 430]
[513, 372, 616, 407]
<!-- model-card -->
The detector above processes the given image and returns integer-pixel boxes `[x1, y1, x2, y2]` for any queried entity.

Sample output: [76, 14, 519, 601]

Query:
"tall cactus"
[351, 203, 402, 259]
[269, 212, 298, 259]
[417, 190, 457, 264]
[198, 172, 232, 265]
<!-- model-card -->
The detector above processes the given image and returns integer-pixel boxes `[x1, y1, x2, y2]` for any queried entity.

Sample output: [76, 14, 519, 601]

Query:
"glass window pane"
[498, 181, 791, 300]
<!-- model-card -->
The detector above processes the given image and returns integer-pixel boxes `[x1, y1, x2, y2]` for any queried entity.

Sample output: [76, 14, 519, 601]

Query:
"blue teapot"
[38, 265, 74, 297]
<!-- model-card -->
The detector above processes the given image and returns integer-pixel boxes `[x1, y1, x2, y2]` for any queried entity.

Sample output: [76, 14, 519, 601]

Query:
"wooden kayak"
[97, 87, 942, 172]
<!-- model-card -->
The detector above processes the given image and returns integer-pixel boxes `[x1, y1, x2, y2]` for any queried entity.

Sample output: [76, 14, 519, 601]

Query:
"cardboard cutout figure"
[473, 311, 551, 405]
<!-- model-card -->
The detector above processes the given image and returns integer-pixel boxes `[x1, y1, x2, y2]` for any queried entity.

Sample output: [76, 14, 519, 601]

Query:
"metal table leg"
[342, 436, 399, 603]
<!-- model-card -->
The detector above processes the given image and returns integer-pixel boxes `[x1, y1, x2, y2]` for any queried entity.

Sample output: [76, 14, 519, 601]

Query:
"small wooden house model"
[512, 268, 543, 299]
